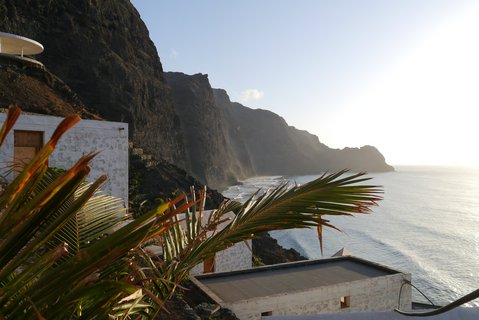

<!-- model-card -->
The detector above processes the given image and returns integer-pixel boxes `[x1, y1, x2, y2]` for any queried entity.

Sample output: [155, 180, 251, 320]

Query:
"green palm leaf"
[54, 182, 128, 258]
[0, 106, 186, 319]
[162, 171, 382, 281]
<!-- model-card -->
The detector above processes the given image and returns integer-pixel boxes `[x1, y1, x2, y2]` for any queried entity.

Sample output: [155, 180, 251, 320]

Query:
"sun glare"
[340, 3, 479, 167]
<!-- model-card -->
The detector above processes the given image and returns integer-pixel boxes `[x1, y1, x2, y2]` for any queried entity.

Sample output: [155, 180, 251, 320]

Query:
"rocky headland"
[0, 1, 392, 317]
[0, 0, 393, 192]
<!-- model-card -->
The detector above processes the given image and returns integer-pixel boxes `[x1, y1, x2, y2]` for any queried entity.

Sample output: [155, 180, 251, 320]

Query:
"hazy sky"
[131, 0, 479, 166]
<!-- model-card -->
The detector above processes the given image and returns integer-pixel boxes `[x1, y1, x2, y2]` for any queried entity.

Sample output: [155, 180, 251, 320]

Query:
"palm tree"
[0, 105, 383, 319]
[143, 171, 382, 306]
[0, 106, 194, 319]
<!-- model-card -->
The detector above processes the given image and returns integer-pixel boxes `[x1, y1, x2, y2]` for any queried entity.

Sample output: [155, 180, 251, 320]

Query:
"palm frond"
[0, 108, 186, 319]
[56, 183, 128, 258]
[163, 171, 382, 278]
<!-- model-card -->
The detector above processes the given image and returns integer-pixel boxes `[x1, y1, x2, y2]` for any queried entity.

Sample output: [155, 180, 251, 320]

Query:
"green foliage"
[0, 106, 189, 319]
[0, 105, 383, 319]
[145, 173, 382, 305]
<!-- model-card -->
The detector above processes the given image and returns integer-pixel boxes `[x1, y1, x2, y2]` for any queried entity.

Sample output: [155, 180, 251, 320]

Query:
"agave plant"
[0, 106, 193, 319]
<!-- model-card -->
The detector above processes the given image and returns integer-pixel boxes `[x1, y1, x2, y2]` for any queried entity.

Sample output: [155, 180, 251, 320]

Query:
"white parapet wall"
[0, 112, 129, 205]
[226, 272, 411, 319]
[193, 257, 412, 320]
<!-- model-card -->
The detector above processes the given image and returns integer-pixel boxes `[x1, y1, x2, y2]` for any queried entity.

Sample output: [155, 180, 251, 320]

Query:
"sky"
[131, 0, 479, 167]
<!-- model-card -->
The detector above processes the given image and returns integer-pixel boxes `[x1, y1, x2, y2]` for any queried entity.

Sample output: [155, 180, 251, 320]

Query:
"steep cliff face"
[0, 0, 392, 190]
[214, 89, 394, 176]
[214, 89, 331, 175]
[164, 72, 251, 188]
[164, 71, 392, 187]
[0, 0, 184, 164]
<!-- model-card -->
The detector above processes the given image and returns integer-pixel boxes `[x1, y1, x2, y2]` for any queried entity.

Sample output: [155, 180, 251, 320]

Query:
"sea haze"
[223, 166, 479, 306]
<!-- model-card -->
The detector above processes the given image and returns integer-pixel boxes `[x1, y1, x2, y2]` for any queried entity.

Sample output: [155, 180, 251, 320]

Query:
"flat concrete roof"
[267, 308, 479, 320]
[193, 256, 402, 303]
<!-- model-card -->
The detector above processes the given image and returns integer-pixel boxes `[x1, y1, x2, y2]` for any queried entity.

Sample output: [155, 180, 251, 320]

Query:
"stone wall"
[225, 273, 411, 320]
[215, 240, 252, 273]
[191, 240, 252, 275]
[0, 113, 128, 204]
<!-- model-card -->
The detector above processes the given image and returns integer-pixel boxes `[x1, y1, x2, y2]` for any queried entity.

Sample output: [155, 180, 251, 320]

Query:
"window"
[340, 295, 350, 309]
[261, 311, 273, 317]
[14, 130, 44, 172]
[203, 254, 216, 273]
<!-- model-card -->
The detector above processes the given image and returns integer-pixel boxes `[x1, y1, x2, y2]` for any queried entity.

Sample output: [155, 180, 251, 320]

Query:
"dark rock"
[0, 0, 185, 165]
[155, 295, 201, 320]
[129, 151, 224, 214]
[215, 88, 394, 175]
[164, 72, 245, 189]
[0, 57, 97, 118]
[253, 232, 307, 265]
[194, 303, 239, 320]
[154, 282, 239, 320]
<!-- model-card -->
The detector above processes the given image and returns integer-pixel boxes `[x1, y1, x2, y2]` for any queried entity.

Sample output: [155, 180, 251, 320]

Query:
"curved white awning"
[0, 32, 44, 55]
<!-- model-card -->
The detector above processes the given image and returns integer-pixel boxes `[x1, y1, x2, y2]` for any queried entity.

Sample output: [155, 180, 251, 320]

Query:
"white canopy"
[0, 31, 43, 56]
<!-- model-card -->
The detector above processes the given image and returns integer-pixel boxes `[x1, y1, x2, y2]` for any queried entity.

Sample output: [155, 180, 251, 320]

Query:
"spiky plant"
[142, 172, 382, 307]
[0, 105, 384, 319]
[0, 106, 193, 319]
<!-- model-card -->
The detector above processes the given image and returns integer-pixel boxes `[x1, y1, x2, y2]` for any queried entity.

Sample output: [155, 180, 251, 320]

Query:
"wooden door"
[203, 254, 216, 273]
[14, 130, 43, 172]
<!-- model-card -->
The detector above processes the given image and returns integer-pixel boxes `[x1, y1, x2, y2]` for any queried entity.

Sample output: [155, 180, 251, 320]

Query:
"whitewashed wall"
[222, 273, 411, 320]
[186, 210, 253, 275]
[0, 113, 128, 205]
[191, 240, 253, 275]
[216, 240, 252, 273]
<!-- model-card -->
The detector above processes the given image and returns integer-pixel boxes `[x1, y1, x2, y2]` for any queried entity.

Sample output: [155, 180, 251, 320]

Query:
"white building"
[187, 210, 252, 275]
[192, 256, 412, 320]
[266, 308, 479, 320]
[0, 112, 129, 205]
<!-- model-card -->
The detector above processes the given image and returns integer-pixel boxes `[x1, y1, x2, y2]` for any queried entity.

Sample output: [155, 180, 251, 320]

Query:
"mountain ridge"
[213, 85, 394, 178]
[0, 0, 393, 191]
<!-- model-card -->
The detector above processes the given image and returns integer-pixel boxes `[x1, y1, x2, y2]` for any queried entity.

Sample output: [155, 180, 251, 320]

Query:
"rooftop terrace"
[193, 256, 402, 303]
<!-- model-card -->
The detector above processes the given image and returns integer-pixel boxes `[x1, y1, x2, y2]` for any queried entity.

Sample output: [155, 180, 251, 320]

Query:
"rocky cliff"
[0, 0, 185, 165]
[0, 0, 392, 190]
[0, 56, 95, 118]
[214, 89, 331, 176]
[215, 88, 394, 175]
[166, 73, 393, 185]
[164, 72, 245, 189]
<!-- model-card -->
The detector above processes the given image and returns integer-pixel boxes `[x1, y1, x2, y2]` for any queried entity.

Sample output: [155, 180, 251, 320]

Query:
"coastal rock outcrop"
[0, 0, 393, 191]
[165, 73, 393, 188]
[214, 88, 394, 175]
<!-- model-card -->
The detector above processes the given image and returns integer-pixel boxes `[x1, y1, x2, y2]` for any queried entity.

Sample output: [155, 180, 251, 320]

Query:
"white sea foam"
[223, 166, 479, 306]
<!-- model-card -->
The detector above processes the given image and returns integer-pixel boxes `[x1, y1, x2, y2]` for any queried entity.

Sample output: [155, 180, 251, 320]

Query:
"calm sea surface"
[223, 166, 479, 305]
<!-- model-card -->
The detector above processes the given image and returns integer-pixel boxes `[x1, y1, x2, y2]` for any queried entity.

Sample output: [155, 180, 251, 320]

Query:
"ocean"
[223, 166, 479, 306]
